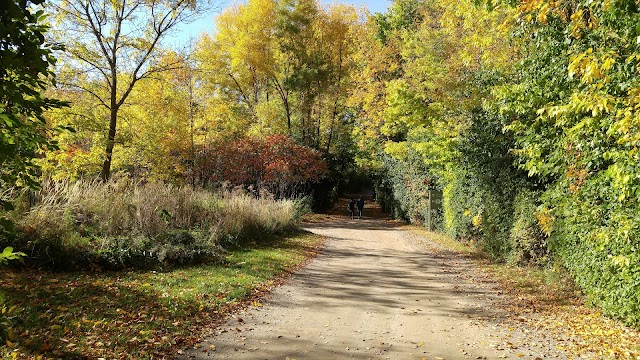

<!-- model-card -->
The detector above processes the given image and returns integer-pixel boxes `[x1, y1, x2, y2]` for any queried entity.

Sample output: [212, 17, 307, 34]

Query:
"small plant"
[0, 247, 25, 266]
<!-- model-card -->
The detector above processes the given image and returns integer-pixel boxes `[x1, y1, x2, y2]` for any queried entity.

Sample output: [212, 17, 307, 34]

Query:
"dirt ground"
[179, 200, 568, 359]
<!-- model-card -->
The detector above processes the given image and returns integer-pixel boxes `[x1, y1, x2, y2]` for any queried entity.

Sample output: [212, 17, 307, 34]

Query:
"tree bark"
[101, 106, 118, 181]
[101, 65, 118, 182]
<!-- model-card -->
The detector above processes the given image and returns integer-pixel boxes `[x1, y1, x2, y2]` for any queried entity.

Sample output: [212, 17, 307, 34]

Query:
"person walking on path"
[348, 199, 356, 219]
[357, 196, 365, 219]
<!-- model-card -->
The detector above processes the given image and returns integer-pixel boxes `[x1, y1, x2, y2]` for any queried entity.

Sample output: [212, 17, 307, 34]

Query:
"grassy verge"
[0, 231, 324, 359]
[413, 228, 640, 359]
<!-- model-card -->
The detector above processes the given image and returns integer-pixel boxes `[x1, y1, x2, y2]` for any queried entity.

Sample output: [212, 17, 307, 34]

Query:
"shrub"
[193, 135, 328, 198]
[543, 175, 640, 327]
[378, 109, 534, 261]
[508, 190, 548, 266]
[374, 154, 440, 227]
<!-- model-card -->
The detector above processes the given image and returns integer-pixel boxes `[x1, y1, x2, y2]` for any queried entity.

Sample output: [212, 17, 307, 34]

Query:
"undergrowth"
[0, 179, 307, 270]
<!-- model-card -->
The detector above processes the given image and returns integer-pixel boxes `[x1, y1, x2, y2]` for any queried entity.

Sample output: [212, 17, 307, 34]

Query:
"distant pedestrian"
[357, 196, 365, 219]
[348, 198, 356, 219]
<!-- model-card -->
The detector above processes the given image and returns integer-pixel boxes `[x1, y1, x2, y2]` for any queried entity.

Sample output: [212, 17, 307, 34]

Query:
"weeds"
[1, 179, 306, 269]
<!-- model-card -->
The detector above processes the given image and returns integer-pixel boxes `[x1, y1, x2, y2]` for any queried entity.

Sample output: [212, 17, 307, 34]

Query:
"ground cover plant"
[0, 231, 323, 359]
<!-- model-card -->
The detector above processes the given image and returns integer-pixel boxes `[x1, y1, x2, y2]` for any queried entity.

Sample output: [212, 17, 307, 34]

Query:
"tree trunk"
[189, 77, 196, 189]
[284, 97, 292, 135]
[272, 79, 292, 135]
[326, 93, 339, 155]
[101, 106, 118, 181]
[316, 84, 321, 149]
[102, 66, 118, 182]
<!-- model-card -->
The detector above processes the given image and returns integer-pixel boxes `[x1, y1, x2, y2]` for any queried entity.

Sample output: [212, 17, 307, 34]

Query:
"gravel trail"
[180, 209, 564, 359]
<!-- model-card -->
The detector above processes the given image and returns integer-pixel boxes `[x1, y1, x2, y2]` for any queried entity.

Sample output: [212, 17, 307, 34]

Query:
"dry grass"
[5, 179, 306, 268]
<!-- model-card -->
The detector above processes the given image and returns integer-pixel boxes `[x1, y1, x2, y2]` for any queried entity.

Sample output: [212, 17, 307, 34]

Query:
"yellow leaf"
[602, 57, 615, 71]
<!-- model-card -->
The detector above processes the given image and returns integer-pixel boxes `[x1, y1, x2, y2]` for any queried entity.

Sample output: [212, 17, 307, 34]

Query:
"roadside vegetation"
[0, 178, 318, 358]
[2, 180, 306, 270]
[416, 228, 640, 359]
[1, 0, 639, 357]
[364, 0, 640, 328]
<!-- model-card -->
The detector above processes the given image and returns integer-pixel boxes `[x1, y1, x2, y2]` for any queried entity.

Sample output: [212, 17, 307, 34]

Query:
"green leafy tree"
[1, 0, 67, 238]
[500, 0, 640, 326]
[196, 0, 363, 154]
[1, 0, 60, 339]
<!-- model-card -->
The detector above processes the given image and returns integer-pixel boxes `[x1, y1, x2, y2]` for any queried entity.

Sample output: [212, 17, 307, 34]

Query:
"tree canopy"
[51, 0, 213, 180]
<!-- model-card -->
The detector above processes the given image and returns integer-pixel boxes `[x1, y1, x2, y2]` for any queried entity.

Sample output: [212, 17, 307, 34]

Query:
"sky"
[169, 0, 391, 46]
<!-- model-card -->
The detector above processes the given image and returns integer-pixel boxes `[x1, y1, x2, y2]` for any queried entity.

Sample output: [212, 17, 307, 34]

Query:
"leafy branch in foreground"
[1, 0, 69, 239]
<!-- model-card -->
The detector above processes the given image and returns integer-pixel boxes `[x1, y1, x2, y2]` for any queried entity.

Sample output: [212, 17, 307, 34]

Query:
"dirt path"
[180, 208, 566, 359]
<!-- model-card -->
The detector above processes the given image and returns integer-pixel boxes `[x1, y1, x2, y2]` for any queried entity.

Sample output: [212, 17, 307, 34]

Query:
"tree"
[353, 0, 532, 259]
[196, 0, 363, 155]
[53, 0, 213, 181]
[126, 51, 201, 181]
[1, 0, 67, 237]
[195, 0, 278, 137]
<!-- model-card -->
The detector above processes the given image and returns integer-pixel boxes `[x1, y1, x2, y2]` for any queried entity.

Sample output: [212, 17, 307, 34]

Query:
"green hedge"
[375, 153, 440, 227]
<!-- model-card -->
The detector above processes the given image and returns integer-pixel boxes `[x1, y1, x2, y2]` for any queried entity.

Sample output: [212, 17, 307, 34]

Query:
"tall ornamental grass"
[2, 179, 306, 269]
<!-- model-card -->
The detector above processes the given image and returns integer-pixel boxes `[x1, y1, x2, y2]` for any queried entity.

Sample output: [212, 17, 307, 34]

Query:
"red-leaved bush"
[193, 135, 328, 197]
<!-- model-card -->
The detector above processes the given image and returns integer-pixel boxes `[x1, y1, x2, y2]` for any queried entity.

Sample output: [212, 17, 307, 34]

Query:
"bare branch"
[84, 0, 114, 69]
[67, 49, 112, 88]
[59, 80, 110, 110]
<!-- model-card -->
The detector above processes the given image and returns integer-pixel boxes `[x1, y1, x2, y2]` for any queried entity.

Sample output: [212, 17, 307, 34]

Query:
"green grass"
[0, 231, 324, 359]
